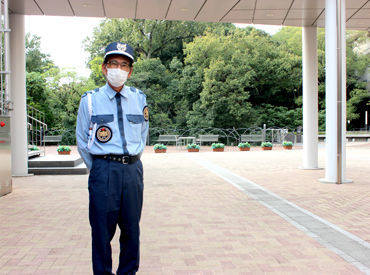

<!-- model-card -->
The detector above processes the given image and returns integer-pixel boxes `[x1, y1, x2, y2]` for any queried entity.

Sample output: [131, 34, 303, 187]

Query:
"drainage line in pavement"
[189, 156, 370, 274]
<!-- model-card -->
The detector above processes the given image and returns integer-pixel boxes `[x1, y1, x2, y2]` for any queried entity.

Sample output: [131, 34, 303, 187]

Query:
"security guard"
[76, 42, 149, 275]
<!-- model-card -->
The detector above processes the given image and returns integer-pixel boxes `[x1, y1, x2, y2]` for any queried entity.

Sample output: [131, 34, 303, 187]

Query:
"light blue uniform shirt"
[76, 83, 149, 170]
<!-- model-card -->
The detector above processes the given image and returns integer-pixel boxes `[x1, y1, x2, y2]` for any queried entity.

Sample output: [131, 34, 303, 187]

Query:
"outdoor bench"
[43, 135, 63, 144]
[197, 134, 219, 145]
[240, 134, 263, 143]
[156, 135, 179, 145]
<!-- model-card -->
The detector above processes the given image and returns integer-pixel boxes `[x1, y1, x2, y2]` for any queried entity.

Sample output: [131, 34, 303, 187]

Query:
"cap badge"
[117, 43, 127, 53]
[96, 126, 112, 143]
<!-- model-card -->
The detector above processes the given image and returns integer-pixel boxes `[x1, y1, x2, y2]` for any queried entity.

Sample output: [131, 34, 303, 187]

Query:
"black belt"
[93, 154, 140, 165]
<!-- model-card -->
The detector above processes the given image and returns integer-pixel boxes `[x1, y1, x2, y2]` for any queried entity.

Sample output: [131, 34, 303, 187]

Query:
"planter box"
[58, 151, 71, 155]
[154, 149, 166, 153]
[283, 145, 293, 150]
[212, 148, 224, 152]
[262, 147, 272, 151]
[187, 148, 199, 152]
[239, 147, 250, 151]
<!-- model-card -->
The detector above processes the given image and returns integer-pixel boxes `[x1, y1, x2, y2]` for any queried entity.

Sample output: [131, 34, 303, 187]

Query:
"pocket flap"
[126, 114, 145, 124]
[91, 114, 114, 124]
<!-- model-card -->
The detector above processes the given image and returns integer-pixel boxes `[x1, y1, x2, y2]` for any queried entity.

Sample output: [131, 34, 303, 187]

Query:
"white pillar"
[320, 0, 351, 183]
[10, 14, 28, 176]
[302, 26, 319, 169]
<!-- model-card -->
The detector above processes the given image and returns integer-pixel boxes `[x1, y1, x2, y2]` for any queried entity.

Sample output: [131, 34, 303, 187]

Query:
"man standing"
[76, 42, 149, 275]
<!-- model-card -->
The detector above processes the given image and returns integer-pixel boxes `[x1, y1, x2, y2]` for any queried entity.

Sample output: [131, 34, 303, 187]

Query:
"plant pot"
[212, 148, 224, 152]
[239, 147, 250, 151]
[154, 149, 166, 153]
[58, 151, 71, 155]
[283, 145, 293, 150]
[262, 147, 272, 151]
[187, 148, 199, 152]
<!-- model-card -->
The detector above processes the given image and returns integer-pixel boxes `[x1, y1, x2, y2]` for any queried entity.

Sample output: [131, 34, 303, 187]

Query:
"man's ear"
[101, 63, 107, 76]
[127, 67, 133, 79]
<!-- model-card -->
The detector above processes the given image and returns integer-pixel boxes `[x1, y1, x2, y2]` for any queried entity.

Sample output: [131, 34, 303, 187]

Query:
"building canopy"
[7, 0, 370, 31]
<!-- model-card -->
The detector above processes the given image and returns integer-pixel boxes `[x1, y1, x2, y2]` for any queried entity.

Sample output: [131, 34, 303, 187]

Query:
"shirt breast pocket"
[91, 114, 114, 125]
[126, 114, 144, 141]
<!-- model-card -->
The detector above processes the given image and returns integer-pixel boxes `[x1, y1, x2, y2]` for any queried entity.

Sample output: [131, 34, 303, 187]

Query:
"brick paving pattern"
[0, 143, 369, 274]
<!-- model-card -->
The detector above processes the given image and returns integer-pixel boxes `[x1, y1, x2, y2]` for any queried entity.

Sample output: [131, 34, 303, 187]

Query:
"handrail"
[26, 114, 47, 127]
[27, 104, 47, 156]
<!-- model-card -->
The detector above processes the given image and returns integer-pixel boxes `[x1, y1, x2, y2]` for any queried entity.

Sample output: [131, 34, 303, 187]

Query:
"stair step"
[28, 154, 88, 175]
[28, 154, 83, 168]
[28, 162, 88, 175]
[28, 150, 42, 158]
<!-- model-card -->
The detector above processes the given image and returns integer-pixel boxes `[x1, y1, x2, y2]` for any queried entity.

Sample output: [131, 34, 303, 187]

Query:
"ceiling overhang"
[5, 0, 370, 31]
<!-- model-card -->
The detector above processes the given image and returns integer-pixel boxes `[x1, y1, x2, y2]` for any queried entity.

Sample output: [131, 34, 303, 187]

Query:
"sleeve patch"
[143, 106, 149, 121]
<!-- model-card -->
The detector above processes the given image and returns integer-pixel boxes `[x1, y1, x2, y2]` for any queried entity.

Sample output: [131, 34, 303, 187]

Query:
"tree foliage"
[26, 21, 369, 139]
[25, 33, 54, 73]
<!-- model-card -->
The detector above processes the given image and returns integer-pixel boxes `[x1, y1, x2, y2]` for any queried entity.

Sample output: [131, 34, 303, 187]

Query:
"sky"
[25, 16, 282, 78]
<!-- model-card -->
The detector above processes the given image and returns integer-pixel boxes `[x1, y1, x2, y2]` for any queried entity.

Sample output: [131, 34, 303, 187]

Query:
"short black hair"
[104, 54, 133, 67]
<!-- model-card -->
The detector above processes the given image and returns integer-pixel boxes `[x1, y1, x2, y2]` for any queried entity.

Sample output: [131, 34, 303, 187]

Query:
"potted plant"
[282, 141, 293, 150]
[154, 144, 167, 153]
[57, 145, 71, 155]
[29, 145, 40, 151]
[187, 143, 200, 152]
[261, 142, 273, 151]
[211, 143, 225, 152]
[238, 142, 251, 151]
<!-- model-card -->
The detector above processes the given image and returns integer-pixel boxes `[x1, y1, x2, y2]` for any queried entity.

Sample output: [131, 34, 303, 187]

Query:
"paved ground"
[0, 143, 369, 274]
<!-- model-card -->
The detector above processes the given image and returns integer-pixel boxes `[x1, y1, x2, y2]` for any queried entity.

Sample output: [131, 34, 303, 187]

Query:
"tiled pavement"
[0, 143, 369, 274]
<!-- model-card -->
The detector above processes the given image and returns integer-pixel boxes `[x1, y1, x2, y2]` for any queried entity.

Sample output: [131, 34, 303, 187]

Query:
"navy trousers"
[88, 157, 144, 275]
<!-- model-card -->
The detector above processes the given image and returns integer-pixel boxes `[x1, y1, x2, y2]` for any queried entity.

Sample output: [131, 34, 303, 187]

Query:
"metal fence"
[148, 126, 302, 146]
[44, 126, 302, 146]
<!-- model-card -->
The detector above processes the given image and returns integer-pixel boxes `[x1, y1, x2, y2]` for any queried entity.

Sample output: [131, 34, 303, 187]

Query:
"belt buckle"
[122, 156, 129, 164]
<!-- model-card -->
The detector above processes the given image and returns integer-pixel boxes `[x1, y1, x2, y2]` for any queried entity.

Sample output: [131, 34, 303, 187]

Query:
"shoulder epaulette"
[129, 87, 136, 93]
[128, 86, 144, 95]
[81, 88, 100, 98]
[81, 91, 92, 98]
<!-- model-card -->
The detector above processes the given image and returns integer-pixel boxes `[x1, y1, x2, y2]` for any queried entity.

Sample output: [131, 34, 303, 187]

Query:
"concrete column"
[302, 26, 318, 169]
[10, 14, 28, 176]
[320, 0, 351, 183]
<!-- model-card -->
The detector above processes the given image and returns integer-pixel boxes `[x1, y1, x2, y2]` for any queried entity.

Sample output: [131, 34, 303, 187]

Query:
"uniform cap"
[104, 42, 134, 63]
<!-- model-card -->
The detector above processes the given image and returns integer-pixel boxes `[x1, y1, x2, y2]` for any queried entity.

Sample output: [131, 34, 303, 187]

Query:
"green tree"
[273, 27, 369, 130]
[26, 33, 56, 128]
[84, 19, 227, 66]
[44, 68, 96, 130]
[25, 33, 54, 73]
[183, 28, 302, 128]
[127, 58, 174, 128]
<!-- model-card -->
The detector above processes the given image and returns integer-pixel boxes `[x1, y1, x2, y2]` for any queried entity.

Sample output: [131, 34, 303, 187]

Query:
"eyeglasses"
[106, 60, 131, 70]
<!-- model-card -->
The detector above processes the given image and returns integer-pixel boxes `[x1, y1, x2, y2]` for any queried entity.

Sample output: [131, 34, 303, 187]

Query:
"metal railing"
[148, 126, 301, 146]
[0, 0, 11, 116]
[39, 126, 301, 147]
[27, 105, 47, 156]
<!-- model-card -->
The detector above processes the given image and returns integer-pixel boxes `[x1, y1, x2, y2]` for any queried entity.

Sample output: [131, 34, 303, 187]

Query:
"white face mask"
[106, 68, 129, 87]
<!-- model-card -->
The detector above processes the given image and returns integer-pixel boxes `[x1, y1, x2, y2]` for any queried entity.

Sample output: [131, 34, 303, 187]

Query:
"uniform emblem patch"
[143, 106, 149, 121]
[96, 126, 112, 143]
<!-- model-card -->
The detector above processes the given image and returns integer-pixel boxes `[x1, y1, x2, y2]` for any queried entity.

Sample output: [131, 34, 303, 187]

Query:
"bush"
[261, 142, 273, 148]
[154, 144, 167, 150]
[211, 143, 225, 149]
[282, 141, 293, 146]
[187, 143, 200, 149]
[57, 145, 71, 152]
[29, 145, 40, 151]
[238, 142, 251, 148]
